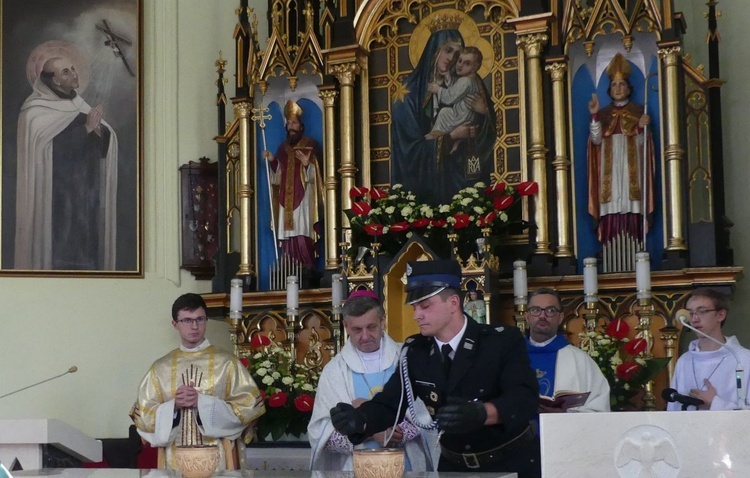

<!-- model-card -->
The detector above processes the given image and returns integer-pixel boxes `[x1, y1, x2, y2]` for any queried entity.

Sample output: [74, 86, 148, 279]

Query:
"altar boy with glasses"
[667, 288, 750, 410]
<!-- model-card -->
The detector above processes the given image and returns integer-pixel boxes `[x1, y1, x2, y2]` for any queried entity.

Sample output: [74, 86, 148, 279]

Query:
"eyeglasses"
[176, 317, 208, 326]
[527, 306, 562, 318]
[686, 308, 717, 318]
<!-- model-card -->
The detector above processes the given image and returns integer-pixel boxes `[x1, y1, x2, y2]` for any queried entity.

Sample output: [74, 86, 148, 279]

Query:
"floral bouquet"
[242, 334, 319, 441]
[581, 319, 670, 410]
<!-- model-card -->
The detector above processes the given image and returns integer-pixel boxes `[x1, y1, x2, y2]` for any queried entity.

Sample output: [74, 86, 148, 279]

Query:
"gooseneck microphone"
[661, 387, 704, 410]
[0, 365, 78, 400]
[677, 311, 747, 410]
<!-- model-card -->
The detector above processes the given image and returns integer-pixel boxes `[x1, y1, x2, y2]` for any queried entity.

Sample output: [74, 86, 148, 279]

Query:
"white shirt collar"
[529, 335, 557, 347]
[180, 338, 210, 353]
[434, 317, 468, 356]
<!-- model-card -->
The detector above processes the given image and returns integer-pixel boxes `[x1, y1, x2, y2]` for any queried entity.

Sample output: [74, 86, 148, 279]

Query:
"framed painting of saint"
[0, 0, 142, 276]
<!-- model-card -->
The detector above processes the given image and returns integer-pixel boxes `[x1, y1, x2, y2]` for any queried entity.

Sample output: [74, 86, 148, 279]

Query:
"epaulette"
[479, 324, 506, 335]
[404, 333, 430, 347]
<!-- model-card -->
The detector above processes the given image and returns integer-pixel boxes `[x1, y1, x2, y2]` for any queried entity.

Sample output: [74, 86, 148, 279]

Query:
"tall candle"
[230, 278, 243, 318]
[583, 258, 598, 303]
[332, 274, 344, 310]
[286, 275, 299, 311]
[513, 260, 527, 305]
[635, 252, 651, 299]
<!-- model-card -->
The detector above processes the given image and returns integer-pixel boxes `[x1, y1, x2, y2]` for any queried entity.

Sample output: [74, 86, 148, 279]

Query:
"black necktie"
[441, 344, 453, 375]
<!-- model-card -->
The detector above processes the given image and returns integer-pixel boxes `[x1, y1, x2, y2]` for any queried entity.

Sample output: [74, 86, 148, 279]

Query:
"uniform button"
[464, 445, 471, 451]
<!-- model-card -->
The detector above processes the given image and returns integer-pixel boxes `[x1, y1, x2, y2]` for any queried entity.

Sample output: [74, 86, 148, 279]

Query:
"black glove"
[436, 397, 488, 434]
[330, 402, 367, 436]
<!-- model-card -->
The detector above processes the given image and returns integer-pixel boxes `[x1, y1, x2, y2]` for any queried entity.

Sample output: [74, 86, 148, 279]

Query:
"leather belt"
[440, 425, 535, 469]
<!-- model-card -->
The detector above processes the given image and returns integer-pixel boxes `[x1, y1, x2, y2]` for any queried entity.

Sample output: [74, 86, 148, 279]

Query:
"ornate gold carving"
[515, 33, 548, 57]
[658, 46, 682, 66]
[545, 61, 567, 80]
[426, 12, 463, 33]
[328, 62, 361, 85]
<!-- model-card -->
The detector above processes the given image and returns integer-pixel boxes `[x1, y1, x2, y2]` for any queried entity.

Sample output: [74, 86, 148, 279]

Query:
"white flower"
[407, 194, 415, 201]
[475, 182, 486, 188]
[261, 360, 272, 368]
[262, 375, 274, 386]
[623, 383, 631, 390]
[256, 367, 268, 376]
[599, 338, 611, 346]
[382, 226, 390, 234]
[401, 206, 413, 216]
[611, 355, 623, 366]
[499, 212, 508, 221]
[465, 187, 477, 194]
[439, 204, 450, 213]
[392, 183, 403, 190]
[388, 194, 398, 201]
[302, 383, 315, 392]
[473, 206, 484, 214]
[460, 197, 473, 206]
[590, 350, 599, 357]
[253, 353, 263, 360]
[272, 371, 281, 379]
[370, 207, 381, 215]
[385, 206, 395, 214]
[635, 358, 647, 366]
[282, 376, 294, 385]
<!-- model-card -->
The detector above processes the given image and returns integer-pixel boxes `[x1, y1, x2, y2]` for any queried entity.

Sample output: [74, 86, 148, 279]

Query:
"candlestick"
[229, 278, 243, 319]
[286, 275, 299, 313]
[583, 258, 598, 304]
[636, 252, 651, 299]
[513, 260, 527, 305]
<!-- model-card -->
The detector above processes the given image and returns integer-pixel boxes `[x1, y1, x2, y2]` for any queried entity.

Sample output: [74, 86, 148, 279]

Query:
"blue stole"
[525, 334, 569, 397]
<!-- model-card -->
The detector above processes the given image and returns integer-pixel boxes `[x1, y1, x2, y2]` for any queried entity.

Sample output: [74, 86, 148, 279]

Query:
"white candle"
[583, 258, 598, 303]
[230, 278, 243, 318]
[513, 260, 527, 305]
[332, 274, 344, 310]
[635, 252, 651, 299]
[286, 275, 299, 311]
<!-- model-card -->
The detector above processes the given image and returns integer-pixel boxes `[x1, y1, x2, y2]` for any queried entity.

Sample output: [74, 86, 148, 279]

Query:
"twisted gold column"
[658, 44, 688, 251]
[319, 87, 340, 270]
[233, 100, 255, 276]
[546, 59, 573, 258]
[517, 33, 552, 256]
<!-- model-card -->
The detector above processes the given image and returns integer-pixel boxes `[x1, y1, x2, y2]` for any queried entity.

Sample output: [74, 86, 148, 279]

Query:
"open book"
[539, 390, 591, 410]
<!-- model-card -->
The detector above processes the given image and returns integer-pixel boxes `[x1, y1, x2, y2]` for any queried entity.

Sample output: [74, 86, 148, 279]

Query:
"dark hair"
[342, 296, 384, 321]
[437, 287, 461, 302]
[171, 293, 207, 321]
[528, 287, 563, 310]
[461, 46, 483, 66]
[689, 288, 730, 325]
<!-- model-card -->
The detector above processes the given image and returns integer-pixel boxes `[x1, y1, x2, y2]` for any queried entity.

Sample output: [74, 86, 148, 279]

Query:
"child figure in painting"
[425, 46, 484, 153]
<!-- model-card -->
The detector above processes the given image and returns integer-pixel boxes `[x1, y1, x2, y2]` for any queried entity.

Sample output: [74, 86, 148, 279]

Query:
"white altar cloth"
[0, 420, 102, 470]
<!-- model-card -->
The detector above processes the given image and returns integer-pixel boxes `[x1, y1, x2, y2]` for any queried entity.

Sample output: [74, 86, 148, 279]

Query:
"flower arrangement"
[242, 334, 319, 441]
[346, 181, 537, 259]
[580, 319, 670, 410]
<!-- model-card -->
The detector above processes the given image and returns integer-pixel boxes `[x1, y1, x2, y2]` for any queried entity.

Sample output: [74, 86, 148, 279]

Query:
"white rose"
[262, 375, 274, 386]
[473, 206, 484, 214]
[475, 182, 486, 188]
[302, 383, 315, 392]
[401, 206, 413, 216]
[272, 371, 281, 379]
[590, 350, 599, 358]
[407, 194, 415, 201]
[461, 197, 472, 206]
[282, 376, 294, 385]
[392, 183, 402, 190]
[439, 204, 450, 213]
[385, 206, 395, 214]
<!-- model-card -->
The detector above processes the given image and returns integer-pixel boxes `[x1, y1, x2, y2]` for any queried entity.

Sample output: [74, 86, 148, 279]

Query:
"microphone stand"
[678, 315, 747, 410]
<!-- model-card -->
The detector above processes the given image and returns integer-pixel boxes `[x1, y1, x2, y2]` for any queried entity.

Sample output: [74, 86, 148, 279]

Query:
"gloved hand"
[436, 397, 488, 434]
[330, 402, 367, 436]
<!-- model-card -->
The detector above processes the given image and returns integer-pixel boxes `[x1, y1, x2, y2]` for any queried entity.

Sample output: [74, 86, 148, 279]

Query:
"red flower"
[452, 213, 471, 230]
[239, 356, 249, 368]
[517, 181, 539, 196]
[250, 334, 271, 348]
[431, 219, 447, 228]
[349, 186, 369, 199]
[351, 201, 372, 217]
[605, 319, 630, 340]
[389, 221, 410, 233]
[478, 211, 498, 226]
[369, 188, 388, 200]
[625, 337, 648, 356]
[364, 223, 385, 236]
[268, 392, 288, 408]
[494, 195, 515, 211]
[294, 394, 315, 412]
[411, 218, 431, 229]
[616, 362, 642, 381]
[484, 182, 506, 196]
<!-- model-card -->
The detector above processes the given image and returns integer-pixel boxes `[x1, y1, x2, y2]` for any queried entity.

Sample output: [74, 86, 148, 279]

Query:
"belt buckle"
[462, 452, 480, 469]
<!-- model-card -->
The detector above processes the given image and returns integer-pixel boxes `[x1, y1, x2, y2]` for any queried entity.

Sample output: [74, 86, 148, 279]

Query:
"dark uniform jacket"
[356, 317, 539, 455]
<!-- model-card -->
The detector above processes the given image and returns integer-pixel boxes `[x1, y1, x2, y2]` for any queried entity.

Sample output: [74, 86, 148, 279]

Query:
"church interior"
[2, 0, 750, 473]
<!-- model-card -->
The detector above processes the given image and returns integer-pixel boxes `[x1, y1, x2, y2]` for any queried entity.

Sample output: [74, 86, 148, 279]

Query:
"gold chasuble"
[131, 344, 265, 470]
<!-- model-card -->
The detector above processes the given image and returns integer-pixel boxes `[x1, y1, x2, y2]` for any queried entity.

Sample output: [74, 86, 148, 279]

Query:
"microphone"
[678, 311, 746, 409]
[661, 387, 704, 409]
[0, 365, 78, 400]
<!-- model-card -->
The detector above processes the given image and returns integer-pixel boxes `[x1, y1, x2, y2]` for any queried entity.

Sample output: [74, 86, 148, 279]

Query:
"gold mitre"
[606, 53, 632, 81]
[284, 100, 303, 120]
[427, 12, 463, 33]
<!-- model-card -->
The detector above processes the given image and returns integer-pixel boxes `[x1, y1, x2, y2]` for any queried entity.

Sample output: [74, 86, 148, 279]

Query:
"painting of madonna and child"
[388, 10, 501, 207]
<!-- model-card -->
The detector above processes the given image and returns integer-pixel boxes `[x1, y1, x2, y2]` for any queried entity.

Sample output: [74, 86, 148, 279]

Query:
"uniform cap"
[405, 259, 462, 305]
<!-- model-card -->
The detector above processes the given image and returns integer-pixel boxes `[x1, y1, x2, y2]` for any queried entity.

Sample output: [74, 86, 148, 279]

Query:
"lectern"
[0, 419, 101, 470]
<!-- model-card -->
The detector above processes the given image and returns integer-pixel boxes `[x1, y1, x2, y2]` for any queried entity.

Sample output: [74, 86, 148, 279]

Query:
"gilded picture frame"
[0, 0, 143, 276]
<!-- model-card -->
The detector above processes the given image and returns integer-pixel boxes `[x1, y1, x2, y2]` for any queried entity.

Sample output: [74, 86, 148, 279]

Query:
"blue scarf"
[526, 334, 570, 397]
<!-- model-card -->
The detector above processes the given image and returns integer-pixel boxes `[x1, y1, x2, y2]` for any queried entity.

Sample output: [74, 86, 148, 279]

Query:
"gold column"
[516, 32, 552, 256]
[546, 59, 573, 258]
[658, 44, 687, 251]
[233, 100, 255, 276]
[319, 86, 340, 270]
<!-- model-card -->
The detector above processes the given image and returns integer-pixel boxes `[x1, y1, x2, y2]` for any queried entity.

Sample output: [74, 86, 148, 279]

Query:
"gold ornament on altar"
[173, 446, 219, 478]
[426, 12, 463, 33]
[284, 99, 303, 120]
[606, 53, 632, 81]
[353, 448, 405, 478]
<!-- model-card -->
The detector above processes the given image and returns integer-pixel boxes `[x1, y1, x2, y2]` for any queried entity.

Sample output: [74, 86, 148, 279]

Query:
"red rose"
[484, 182, 506, 196]
[349, 186, 369, 199]
[616, 362, 642, 381]
[517, 181, 539, 196]
[369, 188, 388, 200]
[479, 211, 498, 226]
[250, 334, 271, 348]
[364, 223, 385, 236]
[389, 221, 410, 233]
[494, 195, 515, 211]
[294, 394, 314, 412]
[351, 201, 372, 217]
[268, 392, 288, 408]
[239, 356, 249, 368]
[431, 219, 447, 228]
[412, 218, 431, 229]
[452, 213, 471, 230]
[605, 319, 630, 340]
[625, 337, 648, 356]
